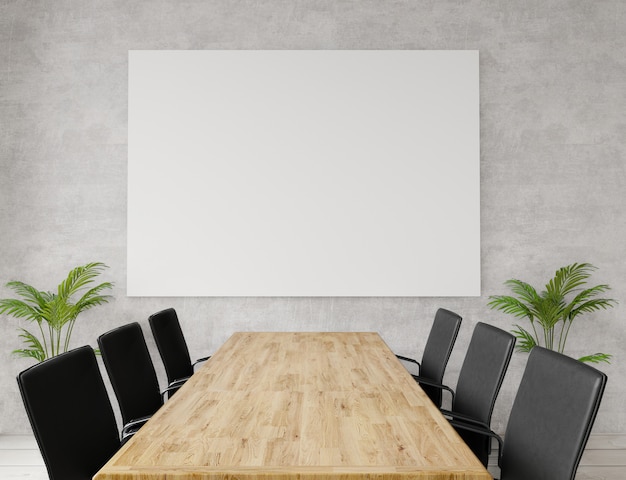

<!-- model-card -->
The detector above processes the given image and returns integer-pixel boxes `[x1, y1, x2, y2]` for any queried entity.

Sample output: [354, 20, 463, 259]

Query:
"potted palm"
[488, 262, 616, 363]
[0, 262, 113, 362]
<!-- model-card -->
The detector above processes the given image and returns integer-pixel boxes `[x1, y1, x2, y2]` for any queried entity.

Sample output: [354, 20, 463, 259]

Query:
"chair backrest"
[149, 308, 193, 385]
[501, 346, 607, 480]
[17, 346, 120, 480]
[419, 308, 462, 407]
[98, 322, 163, 426]
[452, 322, 516, 465]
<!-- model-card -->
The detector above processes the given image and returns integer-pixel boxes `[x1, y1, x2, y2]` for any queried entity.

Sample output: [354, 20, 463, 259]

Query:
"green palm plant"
[0, 262, 113, 362]
[488, 263, 616, 364]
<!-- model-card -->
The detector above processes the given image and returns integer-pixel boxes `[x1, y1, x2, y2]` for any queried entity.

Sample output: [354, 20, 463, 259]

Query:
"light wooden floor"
[1, 434, 624, 479]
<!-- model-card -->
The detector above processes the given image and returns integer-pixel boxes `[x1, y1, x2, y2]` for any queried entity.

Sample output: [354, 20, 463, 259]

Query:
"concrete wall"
[1, 0, 625, 435]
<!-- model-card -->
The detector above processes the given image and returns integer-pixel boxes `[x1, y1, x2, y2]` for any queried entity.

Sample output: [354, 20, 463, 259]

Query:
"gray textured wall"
[1, 0, 625, 436]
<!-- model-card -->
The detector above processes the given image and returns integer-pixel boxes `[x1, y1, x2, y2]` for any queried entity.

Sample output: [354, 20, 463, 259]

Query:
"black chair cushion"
[419, 308, 462, 407]
[17, 346, 120, 480]
[500, 347, 607, 480]
[451, 322, 515, 466]
[454, 322, 515, 421]
[149, 308, 194, 384]
[98, 322, 163, 426]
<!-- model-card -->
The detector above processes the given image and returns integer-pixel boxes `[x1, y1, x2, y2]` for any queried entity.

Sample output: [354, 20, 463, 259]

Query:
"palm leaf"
[0, 299, 43, 322]
[504, 279, 541, 305]
[12, 328, 46, 362]
[578, 353, 611, 364]
[546, 263, 595, 299]
[571, 284, 610, 301]
[74, 282, 114, 313]
[54, 299, 77, 330]
[561, 263, 596, 295]
[562, 284, 613, 319]
[511, 325, 538, 352]
[12, 349, 46, 362]
[40, 295, 71, 330]
[569, 298, 617, 320]
[4, 282, 48, 308]
[57, 262, 108, 299]
[487, 295, 534, 319]
[533, 298, 564, 330]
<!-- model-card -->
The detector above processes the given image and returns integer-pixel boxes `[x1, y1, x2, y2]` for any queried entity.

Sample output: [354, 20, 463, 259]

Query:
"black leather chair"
[17, 346, 120, 480]
[148, 307, 210, 389]
[417, 322, 515, 466]
[451, 346, 607, 479]
[98, 322, 180, 439]
[396, 308, 462, 407]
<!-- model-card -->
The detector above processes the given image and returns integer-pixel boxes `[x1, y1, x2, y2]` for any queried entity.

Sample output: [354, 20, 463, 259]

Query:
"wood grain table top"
[94, 332, 492, 480]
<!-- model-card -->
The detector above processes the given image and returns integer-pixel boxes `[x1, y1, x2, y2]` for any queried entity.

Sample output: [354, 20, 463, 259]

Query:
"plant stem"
[557, 319, 567, 353]
[548, 327, 554, 350]
[63, 318, 76, 353]
[48, 323, 55, 358]
[562, 317, 574, 355]
[37, 322, 48, 357]
[56, 328, 62, 356]
[38, 322, 49, 359]
[530, 321, 541, 348]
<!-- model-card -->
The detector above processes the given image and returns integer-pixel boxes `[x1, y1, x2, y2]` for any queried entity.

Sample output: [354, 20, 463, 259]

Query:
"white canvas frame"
[128, 50, 480, 296]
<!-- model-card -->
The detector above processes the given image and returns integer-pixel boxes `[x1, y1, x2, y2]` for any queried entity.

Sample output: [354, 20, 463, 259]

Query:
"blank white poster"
[128, 50, 479, 296]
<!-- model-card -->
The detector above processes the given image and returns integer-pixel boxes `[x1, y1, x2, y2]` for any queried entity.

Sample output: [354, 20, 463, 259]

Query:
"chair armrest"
[168, 377, 189, 388]
[161, 380, 187, 401]
[411, 374, 455, 404]
[121, 415, 152, 437]
[448, 419, 504, 467]
[396, 355, 421, 375]
[396, 354, 420, 366]
[440, 409, 490, 430]
[193, 356, 211, 369]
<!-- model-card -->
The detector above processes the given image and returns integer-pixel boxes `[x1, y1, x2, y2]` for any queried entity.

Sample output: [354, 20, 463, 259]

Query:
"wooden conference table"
[95, 332, 492, 480]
